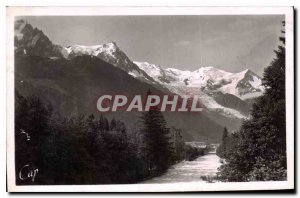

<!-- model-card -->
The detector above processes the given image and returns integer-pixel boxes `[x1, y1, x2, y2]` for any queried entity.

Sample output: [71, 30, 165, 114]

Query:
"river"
[142, 153, 222, 183]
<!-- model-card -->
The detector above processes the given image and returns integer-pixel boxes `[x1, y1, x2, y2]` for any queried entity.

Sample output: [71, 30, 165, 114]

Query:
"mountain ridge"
[14, 19, 226, 142]
[14, 19, 265, 132]
[133, 61, 264, 100]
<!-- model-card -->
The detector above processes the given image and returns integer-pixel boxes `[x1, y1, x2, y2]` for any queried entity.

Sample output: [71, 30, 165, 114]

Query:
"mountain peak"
[241, 68, 251, 74]
[66, 42, 117, 50]
[15, 19, 30, 40]
[107, 41, 118, 47]
[15, 19, 26, 28]
[240, 68, 261, 79]
[101, 42, 119, 51]
[200, 66, 215, 70]
[14, 19, 63, 58]
[135, 61, 264, 100]
[64, 42, 120, 59]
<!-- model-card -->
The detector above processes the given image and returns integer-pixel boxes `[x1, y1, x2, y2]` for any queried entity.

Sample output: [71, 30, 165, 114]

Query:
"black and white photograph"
[6, 6, 294, 192]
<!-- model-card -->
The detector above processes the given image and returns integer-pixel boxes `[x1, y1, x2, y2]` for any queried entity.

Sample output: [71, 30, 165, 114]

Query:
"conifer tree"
[216, 127, 229, 158]
[141, 89, 174, 174]
[99, 113, 104, 130]
[170, 127, 185, 162]
[110, 118, 117, 130]
[103, 117, 110, 131]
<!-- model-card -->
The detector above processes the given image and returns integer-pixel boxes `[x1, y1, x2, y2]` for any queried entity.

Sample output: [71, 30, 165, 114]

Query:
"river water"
[142, 153, 221, 183]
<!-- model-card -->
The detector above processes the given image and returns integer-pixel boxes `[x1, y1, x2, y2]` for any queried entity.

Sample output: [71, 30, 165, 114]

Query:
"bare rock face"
[15, 20, 63, 58]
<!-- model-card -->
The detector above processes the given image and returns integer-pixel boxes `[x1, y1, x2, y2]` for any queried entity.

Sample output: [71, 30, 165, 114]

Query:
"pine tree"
[103, 117, 110, 131]
[170, 127, 185, 162]
[110, 118, 117, 130]
[141, 89, 174, 175]
[216, 127, 229, 158]
[99, 114, 104, 130]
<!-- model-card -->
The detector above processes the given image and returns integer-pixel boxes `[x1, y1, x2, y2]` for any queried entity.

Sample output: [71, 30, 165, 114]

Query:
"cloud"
[174, 40, 191, 47]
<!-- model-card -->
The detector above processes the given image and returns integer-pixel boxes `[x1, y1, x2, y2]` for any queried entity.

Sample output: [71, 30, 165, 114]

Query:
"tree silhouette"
[141, 89, 174, 175]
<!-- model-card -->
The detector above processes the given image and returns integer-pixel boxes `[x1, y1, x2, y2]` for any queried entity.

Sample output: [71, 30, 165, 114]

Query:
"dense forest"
[216, 23, 287, 181]
[15, 90, 208, 185]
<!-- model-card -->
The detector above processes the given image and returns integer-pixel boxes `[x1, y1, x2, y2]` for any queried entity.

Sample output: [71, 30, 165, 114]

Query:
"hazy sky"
[22, 15, 284, 75]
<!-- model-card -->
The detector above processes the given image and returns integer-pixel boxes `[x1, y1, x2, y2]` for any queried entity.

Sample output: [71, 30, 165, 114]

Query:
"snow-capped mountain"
[134, 62, 264, 100]
[14, 19, 264, 130]
[133, 61, 264, 120]
[14, 20, 226, 141]
[15, 20, 156, 85]
[61, 43, 157, 84]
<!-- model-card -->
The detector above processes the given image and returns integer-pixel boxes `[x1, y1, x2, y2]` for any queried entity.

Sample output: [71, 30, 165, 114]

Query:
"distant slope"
[133, 61, 265, 131]
[15, 54, 223, 142]
[15, 19, 241, 141]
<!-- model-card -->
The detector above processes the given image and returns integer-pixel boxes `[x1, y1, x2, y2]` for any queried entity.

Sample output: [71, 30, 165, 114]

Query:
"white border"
[6, 6, 294, 192]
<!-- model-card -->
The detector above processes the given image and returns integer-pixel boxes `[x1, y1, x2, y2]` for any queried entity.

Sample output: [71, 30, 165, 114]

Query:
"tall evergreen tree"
[110, 118, 117, 130]
[99, 113, 104, 130]
[170, 127, 185, 162]
[103, 117, 110, 131]
[141, 89, 174, 175]
[216, 127, 229, 158]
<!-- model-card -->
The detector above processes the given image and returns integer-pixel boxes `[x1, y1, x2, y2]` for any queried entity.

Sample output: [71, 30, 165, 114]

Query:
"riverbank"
[141, 153, 221, 184]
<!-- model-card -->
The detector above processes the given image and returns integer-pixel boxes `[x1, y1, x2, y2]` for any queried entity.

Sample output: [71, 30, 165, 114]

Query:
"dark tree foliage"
[140, 89, 174, 175]
[217, 23, 287, 182]
[216, 127, 229, 158]
[110, 118, 117, 130]
[170, 127, 186, 162]
[15, 88, 210, 185]
[15, 92, 149, 184]
[169, 127, 209, 162]
[184, 146, 208, 161]
[15, 91, 53, 184]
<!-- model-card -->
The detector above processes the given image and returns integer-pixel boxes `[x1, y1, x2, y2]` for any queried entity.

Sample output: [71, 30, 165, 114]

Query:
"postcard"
[6, 6, 294, 192]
